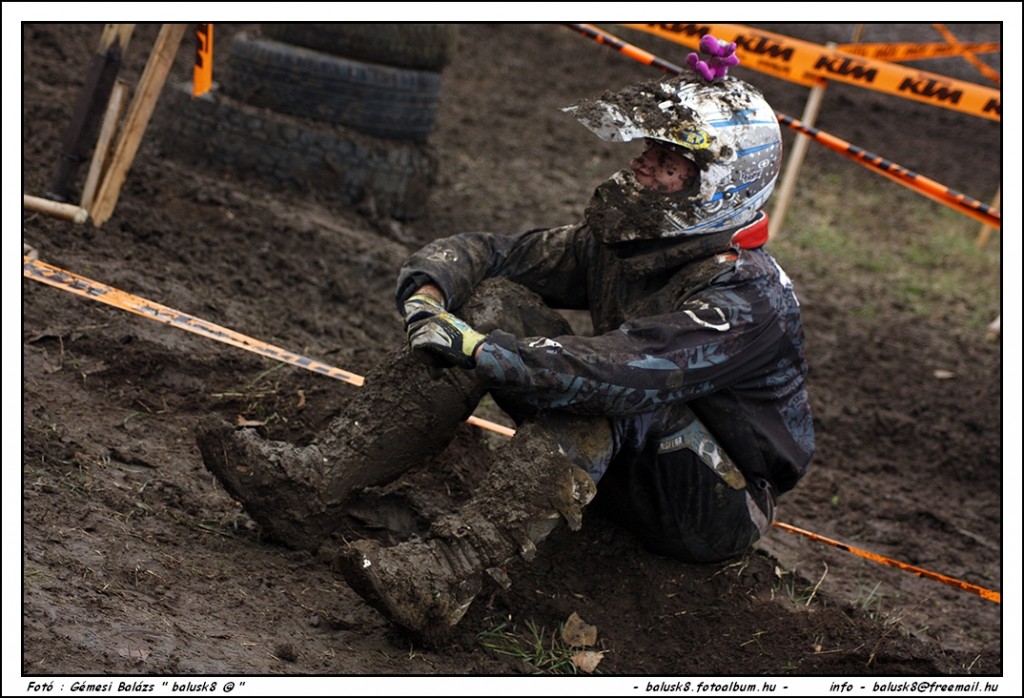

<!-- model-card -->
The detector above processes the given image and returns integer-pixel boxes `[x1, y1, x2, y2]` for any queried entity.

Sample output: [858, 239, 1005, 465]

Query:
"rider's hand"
[407, 311, 486, 369]
[402, 292, 446, 334]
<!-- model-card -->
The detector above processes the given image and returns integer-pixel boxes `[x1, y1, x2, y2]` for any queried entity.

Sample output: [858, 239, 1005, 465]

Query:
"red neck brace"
[730, 211, 769, 250]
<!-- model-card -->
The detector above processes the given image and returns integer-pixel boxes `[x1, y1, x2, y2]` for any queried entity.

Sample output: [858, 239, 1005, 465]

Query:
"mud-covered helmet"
[564, 74, 782, 237]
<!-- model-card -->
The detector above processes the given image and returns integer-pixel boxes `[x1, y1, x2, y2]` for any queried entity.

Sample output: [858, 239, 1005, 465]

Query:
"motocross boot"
[334, 415, 608, 643]
[197, 346, 487, 550]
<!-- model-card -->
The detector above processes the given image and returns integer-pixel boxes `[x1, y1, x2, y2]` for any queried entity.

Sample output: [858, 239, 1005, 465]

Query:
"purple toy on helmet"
[687, 34, 739, 82]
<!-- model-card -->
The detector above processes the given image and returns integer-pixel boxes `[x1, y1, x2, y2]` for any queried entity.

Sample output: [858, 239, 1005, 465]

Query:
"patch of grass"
[209, 362, 290, 423]
[852, 580, 886, 618]
[770, 167, 1000, 331]
[849, 576, 916, 635]
[478, 618, 588, 674]
[191, 518, 244, 538]
[772, 566, 818, 607]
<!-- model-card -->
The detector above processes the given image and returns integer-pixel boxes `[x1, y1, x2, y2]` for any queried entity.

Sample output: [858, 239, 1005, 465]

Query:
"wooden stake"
[976, 187, 1000, 248]
[81, 79, 129, 210]
[771, 38, 852, 239]
[90, 23, 188, 227]
[24, 194, 89, 224]
[985, 315, 1001, 342]
[48, 24, 134, 202]
[769, 76, 830, 239]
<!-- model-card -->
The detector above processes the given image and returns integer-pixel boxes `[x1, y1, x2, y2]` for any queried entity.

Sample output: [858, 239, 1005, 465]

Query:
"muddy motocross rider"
[199, 45, 814, 642]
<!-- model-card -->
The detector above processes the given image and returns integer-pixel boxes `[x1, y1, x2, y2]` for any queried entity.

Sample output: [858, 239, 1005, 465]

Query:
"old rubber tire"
[260, 23, 458, 71]
[153, 81, 437, 220]
[222, 31, 442, 142]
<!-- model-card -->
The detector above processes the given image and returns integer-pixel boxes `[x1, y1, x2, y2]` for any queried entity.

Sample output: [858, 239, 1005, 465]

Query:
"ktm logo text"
[898, 78, 963, 105]
[649, 23, 709, 37]
[813, 55, 877, 82]
[734, 35, 795, 62]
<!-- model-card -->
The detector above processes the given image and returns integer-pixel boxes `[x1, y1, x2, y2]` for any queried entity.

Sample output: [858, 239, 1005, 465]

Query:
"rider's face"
[630, 140, 697, 193]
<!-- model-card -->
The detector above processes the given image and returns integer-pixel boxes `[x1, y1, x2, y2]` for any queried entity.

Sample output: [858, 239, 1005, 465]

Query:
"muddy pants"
[512, 405, 774, 564]
[476, 281, 776, 565]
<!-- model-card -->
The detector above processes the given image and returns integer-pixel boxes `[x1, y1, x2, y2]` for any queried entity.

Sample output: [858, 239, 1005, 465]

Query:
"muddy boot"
[197, 346, 487, 550]
[196, 419, 335, 545]
[334, 418, 599, 643]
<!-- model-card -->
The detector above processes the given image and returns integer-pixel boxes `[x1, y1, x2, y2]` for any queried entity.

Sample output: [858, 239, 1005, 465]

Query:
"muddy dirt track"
[15, 21, 1013, 693]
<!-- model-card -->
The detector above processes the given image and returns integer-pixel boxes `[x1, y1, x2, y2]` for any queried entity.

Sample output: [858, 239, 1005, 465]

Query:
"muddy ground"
[16, 22, 1009, 691]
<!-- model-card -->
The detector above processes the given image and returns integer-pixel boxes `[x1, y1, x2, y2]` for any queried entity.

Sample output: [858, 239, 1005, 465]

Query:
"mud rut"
[18, 22, 1005, 684]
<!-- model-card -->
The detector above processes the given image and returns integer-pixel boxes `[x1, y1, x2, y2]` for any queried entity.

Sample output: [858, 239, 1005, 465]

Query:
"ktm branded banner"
[623, 23, 1000, 122]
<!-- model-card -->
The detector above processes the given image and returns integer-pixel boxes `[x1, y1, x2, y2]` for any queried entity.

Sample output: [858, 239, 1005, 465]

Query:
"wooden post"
[769, 76, 830, 239]
[985, 315, 1000, 342]
[771, 35, 865, 240]
[48, 24, 134, 202]
[81, 79, 129, 211]
[24, 194, 89, 224]
[90, 24, 188, 227]
[976, 187, 1000, 248]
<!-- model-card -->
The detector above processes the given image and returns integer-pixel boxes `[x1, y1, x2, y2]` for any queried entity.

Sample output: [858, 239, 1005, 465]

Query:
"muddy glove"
[407, 311, 486, 370]
[402, 292, 446, 333]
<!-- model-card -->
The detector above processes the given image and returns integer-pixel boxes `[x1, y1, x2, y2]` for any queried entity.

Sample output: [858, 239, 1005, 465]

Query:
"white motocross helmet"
[565, 74, 782, 239]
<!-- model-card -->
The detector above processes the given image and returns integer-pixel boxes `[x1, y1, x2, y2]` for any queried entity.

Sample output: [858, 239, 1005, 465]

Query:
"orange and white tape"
[22, 256, 514, 437]
[773, 522, 1000, 604]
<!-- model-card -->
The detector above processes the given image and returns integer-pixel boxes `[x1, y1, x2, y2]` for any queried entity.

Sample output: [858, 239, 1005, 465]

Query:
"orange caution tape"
[777, 114, 1000, 229]
[192, 23, 213, 97]
[836, 40, 1002, 64]
[24, 256, 364, 386]
[569, 23, 688, 77]
[622, 23, 1001, 122]
[931, 24, 1001, 86]
[22, 256, 516, 437]
[773, 522, 1001, 604]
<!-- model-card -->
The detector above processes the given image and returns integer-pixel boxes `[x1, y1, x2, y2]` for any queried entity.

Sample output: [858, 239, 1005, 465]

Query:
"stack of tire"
[156, 24, 458, 220]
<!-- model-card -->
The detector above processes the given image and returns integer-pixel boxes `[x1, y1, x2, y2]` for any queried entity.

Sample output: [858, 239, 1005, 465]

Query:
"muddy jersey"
[395, 215, 814, 494]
